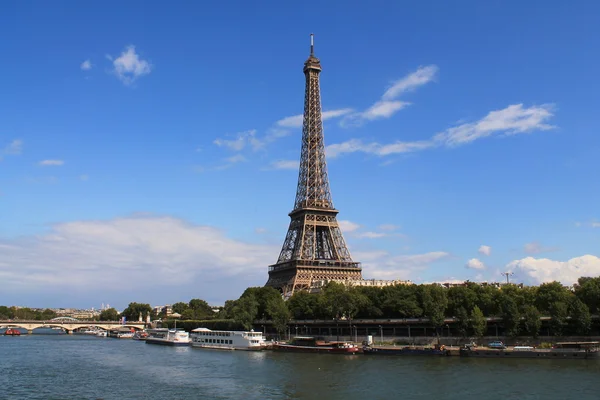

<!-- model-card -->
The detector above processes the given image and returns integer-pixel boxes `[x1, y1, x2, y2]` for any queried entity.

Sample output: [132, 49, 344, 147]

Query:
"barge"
[459, 341, 600, 359]
[273, 336, 359, 354]
[363, 344, 449, 356]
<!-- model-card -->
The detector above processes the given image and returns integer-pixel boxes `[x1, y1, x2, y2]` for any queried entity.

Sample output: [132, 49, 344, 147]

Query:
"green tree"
[521, 305, 541, 337]
[99, 308, 120, 321]
[498, 294, 520, 337]
[454, 307, 470, 337]
[574, 277, 600, 314]
[288, 291, 322, 320]
[570, 298, 592, 335]
[230, 296, 259, 330]
[536, 282, 571, 313]
[121, 302, 152, 322]
[447, 286, 477, 317]
[420, 285, 448, 337]
[266, 296, 291, 338]
[172, 302, 189, 315]
[380, 284, 422, 318]
[354, 287, 384, 318]
[470, 306, 487, 338]
[0, 306, 11, 319]
[188, 299, 215, 320]
[549, 301, 569, 336]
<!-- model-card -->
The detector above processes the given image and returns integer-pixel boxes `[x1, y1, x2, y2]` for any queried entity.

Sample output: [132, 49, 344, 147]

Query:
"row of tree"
[97, 298, 217, 322]
[216, 277, 600, 338]
[0, 306, 57, 321]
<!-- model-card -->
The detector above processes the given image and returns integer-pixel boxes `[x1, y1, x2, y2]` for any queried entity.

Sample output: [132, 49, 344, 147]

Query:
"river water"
[1, 334, 600, 399]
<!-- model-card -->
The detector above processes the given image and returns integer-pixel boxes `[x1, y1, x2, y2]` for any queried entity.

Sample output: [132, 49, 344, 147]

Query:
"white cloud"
[338, 220, 360, 232]
[355, 232, 387, 239]
[354, 250, 450, 280]
[434, 104, 555, 146]
[328, 103, 555, 159]
[326, 138, 433, 158]
[270, 160, 299, 170]
[523, 241, 558, 255]
[593, 222, 600, 228]
[381, 65, 439, 101]
[276, 108, 354, 128]
[341, 65, 438, 126]
[80, 59, 92, 71]
[478, 245, 491, 256]
[379, 224, 399, 231]
[109, 45, 152, 85]
[0, 216, 277, 301]
[507, 255, 600, 286]
[79, 175, 89, 181]
[465, 258, 486, 270]
[38, 160, 64, 166]
[224, 154, 246, 164]
[1, 139, 23, 158]
[213, 130, 261, 152]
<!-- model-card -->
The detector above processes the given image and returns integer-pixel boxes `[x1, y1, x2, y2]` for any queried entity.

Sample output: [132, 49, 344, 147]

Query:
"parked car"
[488, 341, 506, 349]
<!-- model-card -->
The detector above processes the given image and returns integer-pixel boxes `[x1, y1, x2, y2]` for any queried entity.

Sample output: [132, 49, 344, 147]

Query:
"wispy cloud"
[379, 224, 400, 231]
[327, 103, 555, 159]
[465, 258, 486, 270]
[269, 160, 299, 170]
[478, 245, 491, 256]
[80, 59, 92, 71]
[434, 103, 555, 146]
[338, 220, 360, 232]
[79, 174, 89, 181]
[523, 241, 558, 255]
[213, 130, 262, 152]
[276, 108, 354, 128]
[108, 45, 152, 85]
[38, 160, 65, 166]
[341, 65, 438, 126]
[354, 250, 450, 280]
[1, 139, 23, 161]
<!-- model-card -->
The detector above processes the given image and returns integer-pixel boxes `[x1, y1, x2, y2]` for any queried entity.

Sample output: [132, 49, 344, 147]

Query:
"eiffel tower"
[266, 34, 362, 297]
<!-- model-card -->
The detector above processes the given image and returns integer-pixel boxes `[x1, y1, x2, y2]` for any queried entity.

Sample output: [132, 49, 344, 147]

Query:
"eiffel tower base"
[266, 263, 362, 298]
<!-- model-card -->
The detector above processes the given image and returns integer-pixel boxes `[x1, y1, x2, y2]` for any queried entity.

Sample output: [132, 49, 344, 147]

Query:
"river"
[1, 334, 599, 399]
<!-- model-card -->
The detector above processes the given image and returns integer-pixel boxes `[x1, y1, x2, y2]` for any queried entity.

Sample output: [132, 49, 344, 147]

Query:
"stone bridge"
[0, 318, 146, 334]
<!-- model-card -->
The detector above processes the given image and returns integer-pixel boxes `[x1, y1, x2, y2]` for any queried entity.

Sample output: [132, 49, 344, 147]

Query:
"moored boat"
[272, 336, 359, 354]
[4, 328, 21, 336]
[190, 327, 267, 350]
[363, 344, 449, 356]
[145, 328, 190, 346]
[107, 328, 135, 339]
[459, 341, 600, 359]
[132, 331, 148, 341]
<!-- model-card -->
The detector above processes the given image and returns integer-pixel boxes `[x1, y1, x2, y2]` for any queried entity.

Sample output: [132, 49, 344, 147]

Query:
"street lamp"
[295, 325, 298, 337]
[379, 325, 383, 344]
[446, 324, 450, 337]
[352, 325, 357, 343]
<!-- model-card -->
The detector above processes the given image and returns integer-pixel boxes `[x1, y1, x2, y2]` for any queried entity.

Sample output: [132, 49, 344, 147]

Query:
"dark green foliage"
[420, 285, 447, 328]
[470, 306, 486, 337]
[549, 301, 569, 336]
[163, 319, 244, 331]
[120, 302, 152, 322]
[570, 297, 592, 335]
[521, 305, 541, 337]
[99, 308, 120, 321]
[574, 277, 600, 314]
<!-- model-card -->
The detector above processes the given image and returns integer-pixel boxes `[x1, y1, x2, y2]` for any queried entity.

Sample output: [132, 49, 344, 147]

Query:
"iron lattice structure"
[266, 35, 362, 297]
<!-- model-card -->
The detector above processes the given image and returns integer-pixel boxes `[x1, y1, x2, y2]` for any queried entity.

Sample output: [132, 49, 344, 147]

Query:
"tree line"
[216, 277, 600, 338]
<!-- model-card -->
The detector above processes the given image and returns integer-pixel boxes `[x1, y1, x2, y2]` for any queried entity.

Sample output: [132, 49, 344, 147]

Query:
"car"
[488, 341, 506, 349]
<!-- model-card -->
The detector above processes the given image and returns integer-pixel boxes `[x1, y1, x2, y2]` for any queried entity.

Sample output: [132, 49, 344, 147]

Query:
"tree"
[230, 296, 259, 330]
[521, 305, 541, 337]
[447, 286, 477, 318]
[498, 294, 520, 337]
[288, 291, 321, 320]
[420, 285, 448, 337]
[470, 306, 487, 338]
[380, 284, 422, 318]
[266, 296, 291, 338]
[121, 302, 152, 322]
[99, 308, 120, 321]
[536, 282, 571, 313]
[570, 298, 592, 335]
[454, 307, 470, 337]
[172, 302, 189, 315]
[188, 299, 215, 320]
[549, 301, 569, 336]
[574, 277, 600, 314]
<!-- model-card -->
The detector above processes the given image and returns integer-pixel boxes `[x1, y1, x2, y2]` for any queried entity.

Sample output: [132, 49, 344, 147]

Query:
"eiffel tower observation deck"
[266, 34, 362, 298]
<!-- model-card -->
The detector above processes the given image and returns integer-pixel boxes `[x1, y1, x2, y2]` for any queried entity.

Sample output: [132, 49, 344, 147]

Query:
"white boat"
[95, 330, 107, 337]
[190, 328, 267, 351]
[145, 328, 190, 346]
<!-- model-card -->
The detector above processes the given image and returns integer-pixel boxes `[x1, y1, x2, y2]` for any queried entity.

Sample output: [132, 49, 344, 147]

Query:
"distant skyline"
[1, 1, 599, 309]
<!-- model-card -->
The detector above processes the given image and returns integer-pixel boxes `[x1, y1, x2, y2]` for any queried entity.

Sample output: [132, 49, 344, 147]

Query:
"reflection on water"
[1, 335, 600, 399]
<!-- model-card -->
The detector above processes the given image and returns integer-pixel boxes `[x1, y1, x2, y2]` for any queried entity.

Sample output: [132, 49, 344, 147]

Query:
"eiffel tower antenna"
[266, 34, 362, 298]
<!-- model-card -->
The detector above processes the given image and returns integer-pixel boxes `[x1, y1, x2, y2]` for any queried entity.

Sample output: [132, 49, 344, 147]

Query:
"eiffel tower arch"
[266, 34, 362, 298]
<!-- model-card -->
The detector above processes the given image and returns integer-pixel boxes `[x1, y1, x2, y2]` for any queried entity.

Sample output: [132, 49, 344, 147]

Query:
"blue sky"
[1, 1, 599, 310]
